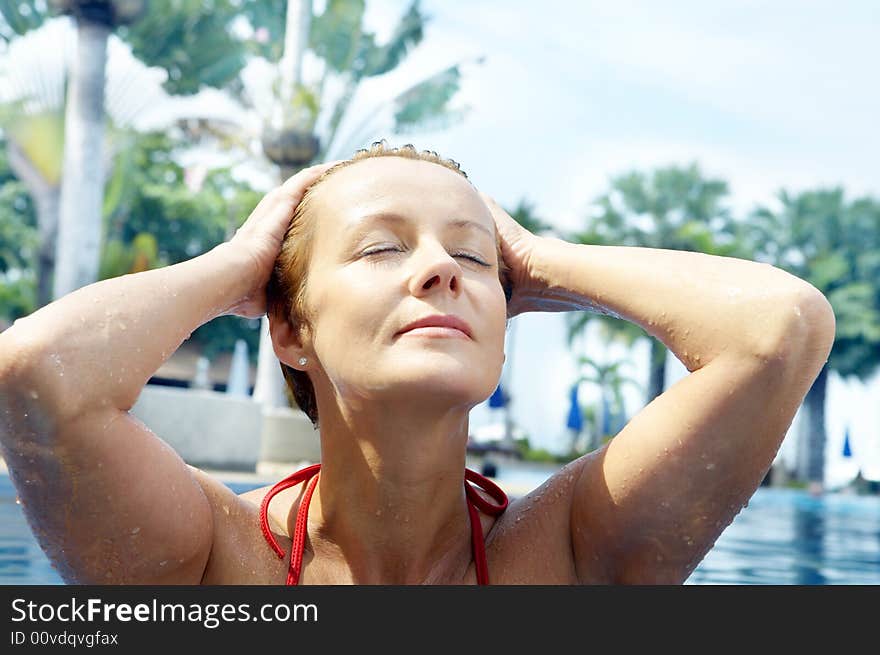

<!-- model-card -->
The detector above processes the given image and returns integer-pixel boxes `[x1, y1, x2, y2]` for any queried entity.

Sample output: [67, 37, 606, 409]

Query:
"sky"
[339, 0, 880, 488]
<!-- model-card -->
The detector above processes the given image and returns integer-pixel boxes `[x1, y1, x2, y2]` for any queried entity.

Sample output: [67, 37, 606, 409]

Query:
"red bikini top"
[258, 463, 509, 585]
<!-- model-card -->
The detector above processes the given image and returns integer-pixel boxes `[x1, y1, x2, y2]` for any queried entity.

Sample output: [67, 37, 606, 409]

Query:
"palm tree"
[0, 15, 195, 306]
[567, 163, 738, 406]
[573, 354, 641, 452]
[0, 12, 242, 307]
[745, 189, 880, 489]
[49, 1, 146, 299]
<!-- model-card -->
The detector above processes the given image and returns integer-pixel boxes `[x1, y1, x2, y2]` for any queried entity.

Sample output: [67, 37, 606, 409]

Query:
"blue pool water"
[2, 471, 878, 585]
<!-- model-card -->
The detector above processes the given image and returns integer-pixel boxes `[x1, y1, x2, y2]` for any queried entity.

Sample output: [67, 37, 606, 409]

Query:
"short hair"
[265, 140, 510, 428]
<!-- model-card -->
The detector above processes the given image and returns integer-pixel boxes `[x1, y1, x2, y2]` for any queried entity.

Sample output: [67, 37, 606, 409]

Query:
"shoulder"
[485, 459, 605, 584]
[186, 467, 299, 584]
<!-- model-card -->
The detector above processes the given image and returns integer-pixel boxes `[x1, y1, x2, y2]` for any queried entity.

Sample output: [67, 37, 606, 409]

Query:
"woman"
[0, 141, 834, 584]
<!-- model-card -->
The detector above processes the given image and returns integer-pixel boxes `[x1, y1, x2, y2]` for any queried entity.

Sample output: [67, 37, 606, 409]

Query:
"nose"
[409, 244, 462, 299]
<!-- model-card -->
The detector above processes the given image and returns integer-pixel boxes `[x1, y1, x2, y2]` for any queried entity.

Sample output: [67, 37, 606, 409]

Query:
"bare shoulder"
[486, 459, 601, 584]
[186, 468, 297, 584]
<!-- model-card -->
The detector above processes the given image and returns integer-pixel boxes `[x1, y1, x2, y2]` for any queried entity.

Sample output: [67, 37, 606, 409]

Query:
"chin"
[386, 365, 498, 405]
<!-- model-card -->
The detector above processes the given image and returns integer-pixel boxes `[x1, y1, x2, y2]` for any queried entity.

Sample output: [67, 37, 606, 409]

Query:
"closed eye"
[362, 246, 491, 267]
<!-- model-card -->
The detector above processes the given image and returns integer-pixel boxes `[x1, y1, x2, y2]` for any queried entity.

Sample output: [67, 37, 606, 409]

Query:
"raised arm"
[481, 194, 835, 584]
[0, 163, 335, 583]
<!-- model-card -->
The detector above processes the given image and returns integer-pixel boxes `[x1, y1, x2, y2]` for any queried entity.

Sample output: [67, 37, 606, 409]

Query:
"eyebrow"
[348, 211, 494, 239]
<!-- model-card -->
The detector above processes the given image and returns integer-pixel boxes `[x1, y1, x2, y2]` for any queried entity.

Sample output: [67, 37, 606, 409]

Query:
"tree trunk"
[804, 363, 828, 486]
[53, 19, 110, 299]
[647, 339, 667, 404]
[7, 141, 60, 307]
[34, 189, 60, 307]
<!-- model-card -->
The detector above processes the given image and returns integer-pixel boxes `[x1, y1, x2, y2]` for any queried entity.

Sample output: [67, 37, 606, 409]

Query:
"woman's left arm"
[481, 194, 835, 584]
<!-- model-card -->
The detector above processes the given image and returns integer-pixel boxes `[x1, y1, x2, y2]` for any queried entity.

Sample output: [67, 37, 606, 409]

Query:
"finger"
[478, 190, 499, 207]
[280, 160, 343, 192]
[243, 161, 344, 234]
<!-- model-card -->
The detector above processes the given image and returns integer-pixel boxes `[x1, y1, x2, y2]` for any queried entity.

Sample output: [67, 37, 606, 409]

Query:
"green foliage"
[0, 134, 38, 321]
[506, 198, 553, 235]
[237, 0, 285, 61]
[576, 163, 736, 253]
[745, 189, 880, 380]
[514, 437, 570, 464]
[393, 64, 466, 133]
[309, 0, 365, 74]
[566, 163, 737, 400]
[309, 0, 424, 79]
[0, 0, 46, 42]
[120, 0, 248, 95]
[98, 131, 264, 361]
[0, 0, 249, 94]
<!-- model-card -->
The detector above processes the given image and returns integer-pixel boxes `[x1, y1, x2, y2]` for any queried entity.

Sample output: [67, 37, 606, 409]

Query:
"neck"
[307, 397, 475, 584]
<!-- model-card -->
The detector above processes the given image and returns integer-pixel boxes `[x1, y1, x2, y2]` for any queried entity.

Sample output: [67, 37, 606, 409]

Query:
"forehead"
[309, 156, 492, 231]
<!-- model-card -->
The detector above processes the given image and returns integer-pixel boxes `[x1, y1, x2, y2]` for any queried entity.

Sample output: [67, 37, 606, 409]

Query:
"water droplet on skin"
[28, 389, 39, 399]
[130, 527, 141, 535]
[15, 496, 21, 505]
[223, 506, 230, 515]
[105, 571, 113, 578]
[705, 463, 715, 470]
[159, 560, 168, 567]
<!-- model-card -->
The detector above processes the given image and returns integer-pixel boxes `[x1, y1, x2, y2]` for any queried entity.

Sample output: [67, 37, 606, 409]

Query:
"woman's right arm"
[0, 163, 335, 583]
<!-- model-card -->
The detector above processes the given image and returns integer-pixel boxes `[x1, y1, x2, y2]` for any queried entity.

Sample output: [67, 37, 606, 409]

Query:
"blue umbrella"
[842, 426, 852, 458]
[488, 383, 507, 409]
[566, 384, 582, 432]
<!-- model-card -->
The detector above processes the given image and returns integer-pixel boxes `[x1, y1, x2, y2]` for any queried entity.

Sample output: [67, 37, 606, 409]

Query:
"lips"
[397, 314, 473, 339]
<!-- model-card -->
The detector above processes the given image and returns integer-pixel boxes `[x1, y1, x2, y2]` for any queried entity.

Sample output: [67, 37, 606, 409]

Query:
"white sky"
[346, 0, 880, 488]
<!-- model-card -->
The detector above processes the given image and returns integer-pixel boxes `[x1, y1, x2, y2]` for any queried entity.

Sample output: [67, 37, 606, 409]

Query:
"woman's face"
[299, 156, 507, 408]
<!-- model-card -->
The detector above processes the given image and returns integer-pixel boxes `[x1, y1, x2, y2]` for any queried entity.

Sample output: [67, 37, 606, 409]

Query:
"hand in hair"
[479, 191, 550, 318]
[224, 161, 340, 318]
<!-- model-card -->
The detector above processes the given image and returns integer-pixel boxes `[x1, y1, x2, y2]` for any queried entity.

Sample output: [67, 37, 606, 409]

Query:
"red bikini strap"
[288, 473, 319, 585]
[259, 463, 321, 559]
[464, 467, 509, 515]
[258, 463, 510, 585]
[464, 467, 509, 585]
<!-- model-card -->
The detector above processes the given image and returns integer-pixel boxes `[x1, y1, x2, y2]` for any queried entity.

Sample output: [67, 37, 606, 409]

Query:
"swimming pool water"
[2, 472, 878, 585]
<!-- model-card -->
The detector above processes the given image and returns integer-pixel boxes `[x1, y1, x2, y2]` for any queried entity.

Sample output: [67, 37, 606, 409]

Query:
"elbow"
[0, 322, 72, 424]
[750, 283, 835, 370]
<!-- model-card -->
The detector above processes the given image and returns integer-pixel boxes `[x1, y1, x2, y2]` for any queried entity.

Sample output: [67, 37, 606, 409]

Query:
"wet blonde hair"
[266, 140, 511, 428]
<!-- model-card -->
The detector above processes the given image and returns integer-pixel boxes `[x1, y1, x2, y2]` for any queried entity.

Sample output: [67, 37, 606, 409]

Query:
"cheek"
[307, 269, 396, 350]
